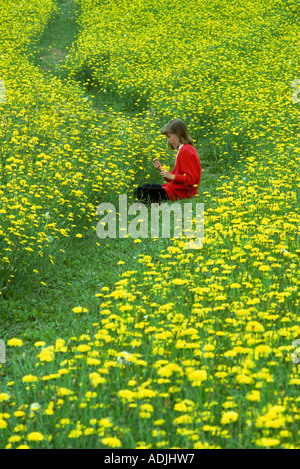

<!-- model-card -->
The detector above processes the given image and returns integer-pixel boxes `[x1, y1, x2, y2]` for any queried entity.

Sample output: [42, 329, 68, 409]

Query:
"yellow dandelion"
[0, 419, 8, 429]
[57, 387, 73, 397]
[99, 418, 113, 428]
[22, 375, 39, 383]
[157, 363, 183, 377]
[68, 429, 83, 438]
[8, 435, 21, 443]
[246, 390, 261, 402]
[0, 393, 10, 402]
[187, 369, 207, 386]
[245, 321, 264, 332]
[255, 344, 272, 358]
[34, 341, 46, 347]
[256, 437, 280, 448]
[76, 344, 91, 353]
[72, 306, 88, 313]
[221, 411, 239, 425]
[173, 414, 193, 425]
[101, 436, 122, 448]
[27, 432, 45, 442]
[171, 278, 188, 285]
[89, 372, 106, 387]
[37, 347, 55, 362]
[7, 338, 23, 347]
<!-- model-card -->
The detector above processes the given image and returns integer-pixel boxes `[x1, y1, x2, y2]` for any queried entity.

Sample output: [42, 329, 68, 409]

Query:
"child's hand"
[160, 169, 175, 181]
[153, 158, 162, 171]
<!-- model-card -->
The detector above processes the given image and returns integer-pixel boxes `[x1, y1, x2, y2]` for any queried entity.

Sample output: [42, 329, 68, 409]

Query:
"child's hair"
[160, 119, 193, 148]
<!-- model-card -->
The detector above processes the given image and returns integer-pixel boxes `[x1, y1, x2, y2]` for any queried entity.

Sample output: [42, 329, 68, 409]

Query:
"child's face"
[166, 132, 181, 149]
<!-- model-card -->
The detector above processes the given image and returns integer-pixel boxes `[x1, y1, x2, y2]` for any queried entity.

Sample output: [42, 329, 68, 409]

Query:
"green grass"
[30, 0, 79, 78]
[0, 198, 206, 343]
[0, 1, 244, 447]
[2, 0, 300, 450]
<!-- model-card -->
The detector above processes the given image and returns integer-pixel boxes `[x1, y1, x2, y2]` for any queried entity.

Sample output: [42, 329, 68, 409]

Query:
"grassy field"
[1, 0, 300, 450]
[0, 0, 221, 342]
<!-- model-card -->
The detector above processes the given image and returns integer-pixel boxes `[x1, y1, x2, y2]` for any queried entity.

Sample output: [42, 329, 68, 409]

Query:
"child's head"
[160, 119, 193, 149]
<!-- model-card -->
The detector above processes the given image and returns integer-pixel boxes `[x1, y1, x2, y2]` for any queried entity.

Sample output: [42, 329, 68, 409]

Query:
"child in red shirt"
[134, 119, 201, 203]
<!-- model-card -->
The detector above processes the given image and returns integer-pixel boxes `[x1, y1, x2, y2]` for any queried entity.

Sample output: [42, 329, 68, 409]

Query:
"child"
[134, 119, 201, 203]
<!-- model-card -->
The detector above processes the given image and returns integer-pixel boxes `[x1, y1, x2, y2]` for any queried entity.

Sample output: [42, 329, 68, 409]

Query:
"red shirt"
[162, 144, 201, 201]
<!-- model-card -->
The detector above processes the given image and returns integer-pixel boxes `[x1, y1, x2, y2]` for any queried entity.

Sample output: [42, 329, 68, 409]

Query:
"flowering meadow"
[1, 0, 300, 449]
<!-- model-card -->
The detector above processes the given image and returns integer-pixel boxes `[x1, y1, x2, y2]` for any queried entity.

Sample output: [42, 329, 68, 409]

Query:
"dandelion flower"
[76, 344, 91, 353]
[187, 369, 207, 386]
[22, 375, 39, 383]
[221, 411, 239, 424]
[246, 390, 261, 402]
[245, 321, 264, 332]
[27, 432, 45, 442]
[72, 306, 88, 313]
[256, 437, 280, 447]
[7, 338, 23, 347]
[0, 419, 7, 429]
[101, 436, 122, 448]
